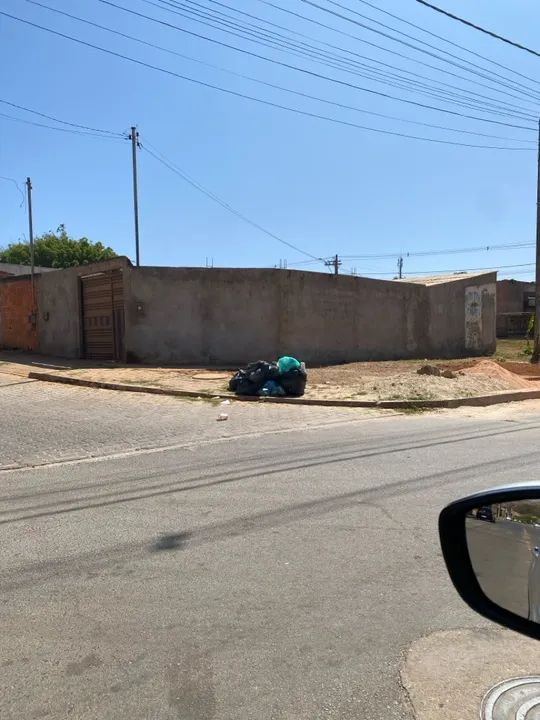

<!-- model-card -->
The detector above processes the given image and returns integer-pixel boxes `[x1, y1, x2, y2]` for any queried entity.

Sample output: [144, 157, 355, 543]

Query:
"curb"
[27, 371, 540, 410]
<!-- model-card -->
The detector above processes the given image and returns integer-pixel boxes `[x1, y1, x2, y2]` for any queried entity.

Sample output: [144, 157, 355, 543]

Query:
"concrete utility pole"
[398, 255, 404, 279]
[129, 126, 141, 267]
[325, 254, 341, 275]
[25, 177, 35, 306]
[532, 119, 540, 362]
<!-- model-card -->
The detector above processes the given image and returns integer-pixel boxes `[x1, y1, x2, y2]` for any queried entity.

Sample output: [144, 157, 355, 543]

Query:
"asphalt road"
[3, 373, 540, 719]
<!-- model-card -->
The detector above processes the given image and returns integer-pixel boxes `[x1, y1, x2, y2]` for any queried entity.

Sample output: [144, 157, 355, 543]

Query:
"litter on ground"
[229, 356, 307, 398]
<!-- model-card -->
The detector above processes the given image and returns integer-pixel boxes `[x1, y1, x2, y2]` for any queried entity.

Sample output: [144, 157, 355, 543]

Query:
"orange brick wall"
[0, 277, 38, 350]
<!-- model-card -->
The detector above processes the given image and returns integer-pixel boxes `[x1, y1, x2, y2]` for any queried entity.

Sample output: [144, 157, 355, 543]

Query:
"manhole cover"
[482, 677, 540, 719]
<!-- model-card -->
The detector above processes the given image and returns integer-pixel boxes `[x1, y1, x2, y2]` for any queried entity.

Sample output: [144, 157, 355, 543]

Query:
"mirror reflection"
[466, 500, 540, 622]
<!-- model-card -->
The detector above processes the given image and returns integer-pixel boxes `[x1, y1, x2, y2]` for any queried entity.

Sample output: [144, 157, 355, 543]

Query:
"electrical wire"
[21, 0, 535, 143]
[3, 9, 535, 147]
[151, 0, 540, 118]
[88, 1, 536, 131]
[415, 0, 540, 59]
[0, 98, 124, 136]
[141, 140, 324, 261]
[0, 176, 25, 207]
[356, 0, 540, 89]
[362, 262, 535, 276]
[256, 0, 540, 111]
[302, 0, 540, 103]
[0, 110, 124, 139]
[340, 242, 535, 260]
[317, 0, 540, 100]
[50, 0, 517, 116]
[157, 0, 540, 114]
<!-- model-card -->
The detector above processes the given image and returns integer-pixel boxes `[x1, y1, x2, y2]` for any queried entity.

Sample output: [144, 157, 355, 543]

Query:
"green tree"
[0, 225, 117, 268]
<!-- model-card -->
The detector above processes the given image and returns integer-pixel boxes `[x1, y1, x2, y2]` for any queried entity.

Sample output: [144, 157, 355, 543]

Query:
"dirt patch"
[300, 358, 540, 401]
[308, 369, 528, 402]
[461, 359, 531, 389]
[499, 360, 540, 377]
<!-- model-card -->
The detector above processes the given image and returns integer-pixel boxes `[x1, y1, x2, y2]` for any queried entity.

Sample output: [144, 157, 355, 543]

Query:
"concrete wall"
[278, 272, 428, 363]
[37, 257, 131, 358]
[426, 274, 496, 358]
[126, 267, 281, 364]
[126, 268, 428, 365]
[126, 268, 494, 365]
[0, 275, 38, 350]
[32, 262, 497, 364]
[497, 279, 535, 314]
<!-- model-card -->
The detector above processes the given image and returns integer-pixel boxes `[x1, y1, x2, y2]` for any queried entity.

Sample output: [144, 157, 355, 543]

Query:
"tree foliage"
[0, 225, 117, 268]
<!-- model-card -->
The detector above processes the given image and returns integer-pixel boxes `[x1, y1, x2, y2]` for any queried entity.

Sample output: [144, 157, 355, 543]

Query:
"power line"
[374, 262, 536, 275]
[318, 0, 540, 100]
[301, 0, 540, 103]
[22, 0, 534, 144]
[141, 140, 324, 260]
[415, 0, 540, 59]
[0, 110, 123, 139]
[256, 0, 540, 111]
[0, 98, 124, 136]
[88, 2, 536, 131]
[153, 0, 536, 119]
[38, 0, 530, 122]
[165, 0, 540, 113]
[356, 0, 540, 89]
[3, 10, 534, 147]
[341, 241, 535, 260]
[155, 0, 531, 114]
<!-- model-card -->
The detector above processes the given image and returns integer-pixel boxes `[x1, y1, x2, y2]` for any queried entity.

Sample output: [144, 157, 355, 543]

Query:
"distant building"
[496, 279, 535, 337]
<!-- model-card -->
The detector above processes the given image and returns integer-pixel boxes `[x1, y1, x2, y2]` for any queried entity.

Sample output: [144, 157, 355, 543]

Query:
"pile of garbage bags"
[229, 356, 307, 397]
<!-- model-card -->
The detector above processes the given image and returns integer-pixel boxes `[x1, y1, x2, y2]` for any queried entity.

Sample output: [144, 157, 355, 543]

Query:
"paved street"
[3, 372, 540, 719]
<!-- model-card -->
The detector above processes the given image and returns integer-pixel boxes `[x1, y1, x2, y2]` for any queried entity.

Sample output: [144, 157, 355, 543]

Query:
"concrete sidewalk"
[0, 350, 232, 394]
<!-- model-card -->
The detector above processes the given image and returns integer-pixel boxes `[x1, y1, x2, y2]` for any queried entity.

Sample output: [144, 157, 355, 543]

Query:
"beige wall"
[37, 257, 131, 358]
[126, 268, 426, 365]
[278, 272, 428, 363]
[126, 268, 494, 365]
[36, 262, 496, 364]
[427, 274, 496, 358]
[126, 267, 281, 364]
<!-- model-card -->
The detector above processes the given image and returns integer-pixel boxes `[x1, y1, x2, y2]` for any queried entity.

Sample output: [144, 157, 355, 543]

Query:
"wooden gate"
[81, 270, 125, 361]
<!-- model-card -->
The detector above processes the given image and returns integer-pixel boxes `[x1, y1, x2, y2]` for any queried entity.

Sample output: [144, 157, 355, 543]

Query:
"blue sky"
[1, 0, 539, 279]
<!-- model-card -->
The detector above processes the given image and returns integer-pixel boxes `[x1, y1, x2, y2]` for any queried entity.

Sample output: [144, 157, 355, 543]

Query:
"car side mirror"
[440, 486, 540, 640]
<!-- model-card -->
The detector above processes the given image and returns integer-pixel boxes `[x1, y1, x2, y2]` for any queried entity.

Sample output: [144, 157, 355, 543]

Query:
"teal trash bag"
[277, 356, 301, 374]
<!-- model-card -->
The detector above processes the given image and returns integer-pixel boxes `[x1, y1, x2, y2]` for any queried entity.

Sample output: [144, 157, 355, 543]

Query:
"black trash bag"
[228, 369, 256, 395]
[278, 367, 307, 397]
[229, 361, 280, 396]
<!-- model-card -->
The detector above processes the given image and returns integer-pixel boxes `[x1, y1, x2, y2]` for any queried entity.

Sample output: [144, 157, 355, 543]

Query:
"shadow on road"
[151, 532, 191, 552]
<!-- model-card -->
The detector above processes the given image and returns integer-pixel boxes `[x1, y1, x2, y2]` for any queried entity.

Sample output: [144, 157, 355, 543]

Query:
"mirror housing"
[440, 485, 540, 641]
